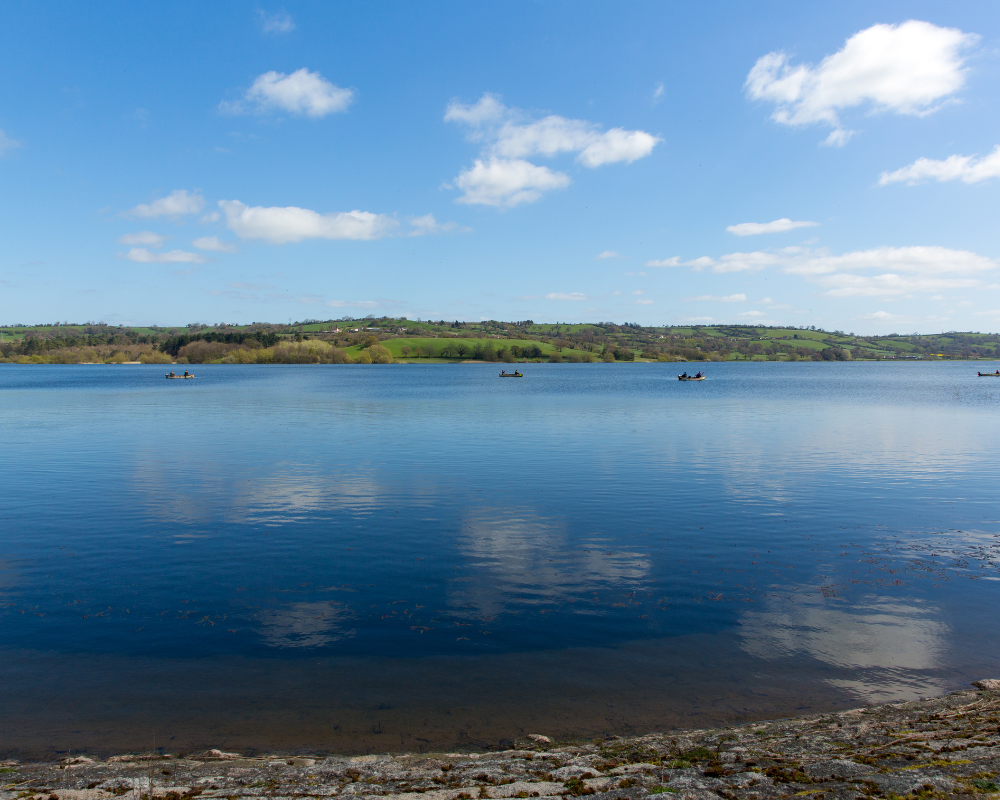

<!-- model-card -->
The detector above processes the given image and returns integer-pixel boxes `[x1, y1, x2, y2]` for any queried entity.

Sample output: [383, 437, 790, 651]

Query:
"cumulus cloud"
[407, 214, 467, 236]
[445, 93, 659, 205]
[0, 129, 21, 155]
[192, 236, 238, 253]
[257, 9, 295, 34]
[223, 69, 353, 117]
[118, 231, 168, 247]
[686, 293, 748, 303]
[745, 20, 977, 144]
[545, 292, 587, 301]
[676, 244, 996, 299]
[125, 190, 205, 218]
[125, 247, 206, 264]
[219, 200, 397, 244]
[595, 250, 621, 260]
[879, 145, 1000, 185]
[727, 218, 819, 236]
[452, 158, 570, 207]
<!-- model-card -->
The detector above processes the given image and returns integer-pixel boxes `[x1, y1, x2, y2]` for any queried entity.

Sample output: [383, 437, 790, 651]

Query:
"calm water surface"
[2, 361, 1000, 757]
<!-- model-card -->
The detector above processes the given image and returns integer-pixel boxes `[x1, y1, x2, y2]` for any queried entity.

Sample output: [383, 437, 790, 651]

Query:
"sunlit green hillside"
[2, 318, 999, 364]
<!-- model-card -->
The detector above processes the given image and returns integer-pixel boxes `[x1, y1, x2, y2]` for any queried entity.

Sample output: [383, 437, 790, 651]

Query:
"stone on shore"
[6, 680, 1000, 800]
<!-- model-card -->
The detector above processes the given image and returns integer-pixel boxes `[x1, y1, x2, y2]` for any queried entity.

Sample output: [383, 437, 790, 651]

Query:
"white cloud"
[125, 247, 206, 264]
[125, 190, 205, 218]
[452, 158, 570, 207]
[223, 69, 353, 117]
[646, 255, 715, 268]
[257, 9, 295, 34]
[407, 214, 467, 236]
[631, 290, 644, 295]
[200, 211, 221, 223]
[856, 310, 903, 321]
[711, 251, 784, 273]
[192, 236, 238, 253]
[736, 310, 767, 318]
[726, 218, 819, 236]
[577, 128, 662, 168]
[686, 293, 748, 303]
[879, 145, 1000, 185]
[782, 245, 995, 279]
[682, 244, 997, 299]
[635, 299, 654, 305]
[545, 292, 587, 301]
[444, 93, 659, 205]
[652, 82, 665, 103]
[0, 129, 21, 155]
[118, 231, 168, 247]
[219, 200, 397, 244]
[595, 250, 621, 260]
[745, 20, 977, 144]
[326, 299, 379, 308]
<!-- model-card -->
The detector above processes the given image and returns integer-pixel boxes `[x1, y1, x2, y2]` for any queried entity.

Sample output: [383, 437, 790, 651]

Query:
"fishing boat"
[499, 370, 523, 378]
[978, 370, 1000, 377]
[678, 372, 705, 381]
[166, 371, 194, 379]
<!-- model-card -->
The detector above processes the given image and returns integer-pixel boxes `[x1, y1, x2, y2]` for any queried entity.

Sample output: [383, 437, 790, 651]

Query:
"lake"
[1, 361, 999, 758]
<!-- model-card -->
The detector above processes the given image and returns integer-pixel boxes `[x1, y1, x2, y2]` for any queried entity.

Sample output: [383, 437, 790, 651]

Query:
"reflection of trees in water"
[258, 601, 356, 648]
[450, 508, 650, 619]
[739, 595, 949, 702]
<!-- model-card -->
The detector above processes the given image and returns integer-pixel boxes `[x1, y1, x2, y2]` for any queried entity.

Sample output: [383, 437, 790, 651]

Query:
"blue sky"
[1, 1, 998, 333]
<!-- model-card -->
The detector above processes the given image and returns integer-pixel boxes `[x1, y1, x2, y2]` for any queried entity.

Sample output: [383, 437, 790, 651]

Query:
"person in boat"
[695, 371, 703, 378]
[168, 371, 176, 377]
[681, 371, 688, 378]
[183, 370, 190, 377]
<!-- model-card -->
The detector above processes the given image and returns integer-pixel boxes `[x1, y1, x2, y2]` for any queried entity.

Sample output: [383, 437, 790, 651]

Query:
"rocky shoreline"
[5, 682, 1000, 800]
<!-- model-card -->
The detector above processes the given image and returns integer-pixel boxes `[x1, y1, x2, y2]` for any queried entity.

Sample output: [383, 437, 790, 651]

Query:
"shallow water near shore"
[2, 360, 1000, 758]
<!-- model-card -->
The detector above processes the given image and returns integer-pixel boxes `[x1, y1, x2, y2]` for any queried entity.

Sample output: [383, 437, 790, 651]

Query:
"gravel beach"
[5, 681, 1000, 800]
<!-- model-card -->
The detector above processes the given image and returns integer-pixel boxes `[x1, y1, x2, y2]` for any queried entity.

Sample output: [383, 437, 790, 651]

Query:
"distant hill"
[1, 318, 998, 364]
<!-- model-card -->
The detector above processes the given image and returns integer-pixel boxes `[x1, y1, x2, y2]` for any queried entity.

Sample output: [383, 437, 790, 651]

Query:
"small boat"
[165, 371, 195, 379]
[978, 370, 1000, 377]
[499, 370, 523, 378]
[678, 373, 705, 381]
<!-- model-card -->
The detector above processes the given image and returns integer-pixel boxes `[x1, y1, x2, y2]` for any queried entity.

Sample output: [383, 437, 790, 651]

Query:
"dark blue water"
[2, 361, 1000, 757]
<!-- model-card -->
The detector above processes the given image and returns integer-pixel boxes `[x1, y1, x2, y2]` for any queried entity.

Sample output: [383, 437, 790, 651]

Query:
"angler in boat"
[678, 370, 705, 381]
[166, 370, 194, 379]
[978, 369, 1000, 376]
[499, 370, 523, 377]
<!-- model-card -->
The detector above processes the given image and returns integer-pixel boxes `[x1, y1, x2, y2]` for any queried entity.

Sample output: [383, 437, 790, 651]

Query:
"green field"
[3, 317, 999, 364]
[343, 337, 588, 362]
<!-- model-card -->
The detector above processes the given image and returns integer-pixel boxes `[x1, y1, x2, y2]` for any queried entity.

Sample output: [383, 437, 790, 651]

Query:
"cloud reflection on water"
[740, 595, 949, 701]
[451, 508, 650, 618]
[258, 601, 356, 648]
